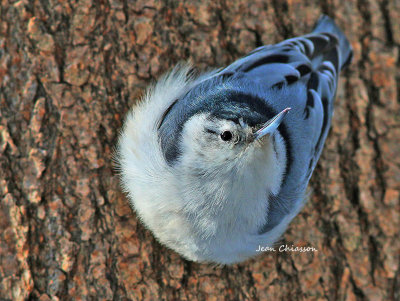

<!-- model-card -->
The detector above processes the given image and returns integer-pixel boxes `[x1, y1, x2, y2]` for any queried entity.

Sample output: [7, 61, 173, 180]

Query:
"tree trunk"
[1, 0, 399, 300]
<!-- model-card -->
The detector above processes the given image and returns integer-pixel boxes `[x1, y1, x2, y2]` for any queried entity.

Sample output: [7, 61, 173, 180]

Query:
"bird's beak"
[254, 107, 291, 140]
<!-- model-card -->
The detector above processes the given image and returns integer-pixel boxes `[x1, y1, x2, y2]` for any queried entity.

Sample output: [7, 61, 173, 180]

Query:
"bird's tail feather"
[313, 15, 353, 70]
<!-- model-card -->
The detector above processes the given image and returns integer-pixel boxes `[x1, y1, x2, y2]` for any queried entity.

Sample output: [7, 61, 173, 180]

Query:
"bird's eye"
[220, 131, 233, 141]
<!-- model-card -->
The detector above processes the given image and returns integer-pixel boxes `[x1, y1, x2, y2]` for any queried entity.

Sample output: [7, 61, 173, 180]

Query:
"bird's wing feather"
[218, 31, 344, 173]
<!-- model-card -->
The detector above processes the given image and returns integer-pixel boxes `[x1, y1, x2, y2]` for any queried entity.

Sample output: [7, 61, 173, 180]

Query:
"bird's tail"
[312, 15, 353, 70]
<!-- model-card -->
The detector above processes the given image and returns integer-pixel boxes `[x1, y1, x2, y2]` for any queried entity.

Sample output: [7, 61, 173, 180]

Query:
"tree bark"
[1, 0, 399, 300]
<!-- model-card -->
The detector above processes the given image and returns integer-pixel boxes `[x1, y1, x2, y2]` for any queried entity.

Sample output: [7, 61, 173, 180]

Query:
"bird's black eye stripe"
[206, 129, 234, 142]
[220, 131, 233, 141]
[206, 129, 217, 134]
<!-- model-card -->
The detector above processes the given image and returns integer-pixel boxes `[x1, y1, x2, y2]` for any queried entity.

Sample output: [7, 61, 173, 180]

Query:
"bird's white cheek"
[250, 134, 286, 196]
[268, 134, 287, 195]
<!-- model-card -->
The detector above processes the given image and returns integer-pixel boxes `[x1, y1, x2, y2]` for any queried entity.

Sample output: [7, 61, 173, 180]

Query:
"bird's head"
[178, 107, 290, 173]
[159, 88, 291, 198]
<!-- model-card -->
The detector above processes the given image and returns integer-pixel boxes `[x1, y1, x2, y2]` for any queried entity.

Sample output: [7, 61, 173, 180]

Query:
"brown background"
[1, 0, 399, 300]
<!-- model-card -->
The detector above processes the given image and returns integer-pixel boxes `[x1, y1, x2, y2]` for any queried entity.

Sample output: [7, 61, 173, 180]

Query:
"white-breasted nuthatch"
[116, 15, 352, 264]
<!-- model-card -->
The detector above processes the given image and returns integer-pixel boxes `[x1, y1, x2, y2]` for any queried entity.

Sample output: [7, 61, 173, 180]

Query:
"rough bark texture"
[1, 0, 399, 300]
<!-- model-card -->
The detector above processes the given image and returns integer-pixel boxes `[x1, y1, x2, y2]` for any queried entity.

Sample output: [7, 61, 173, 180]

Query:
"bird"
[116, 15, 353, 264]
